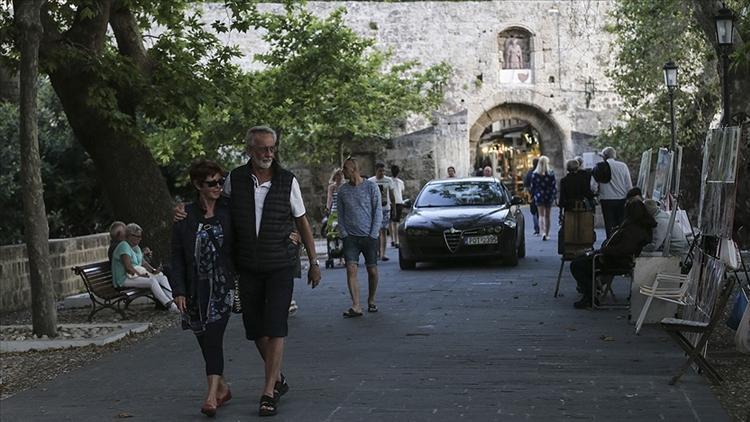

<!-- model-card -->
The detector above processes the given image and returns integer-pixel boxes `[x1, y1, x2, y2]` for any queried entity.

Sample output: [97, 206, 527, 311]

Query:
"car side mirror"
[510, 196, 523, 206]
[403, 198, 413, 209]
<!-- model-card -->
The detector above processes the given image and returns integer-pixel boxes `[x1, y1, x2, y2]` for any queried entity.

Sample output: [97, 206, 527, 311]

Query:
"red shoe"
[217, 389, 232, 407]
[200, 402, 217, 417]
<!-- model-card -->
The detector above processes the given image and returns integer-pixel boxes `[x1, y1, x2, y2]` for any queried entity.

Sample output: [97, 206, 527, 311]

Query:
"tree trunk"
[47, 67, 174, 262]
[14, 0, 57, 337]
[691, 0, 750, 246]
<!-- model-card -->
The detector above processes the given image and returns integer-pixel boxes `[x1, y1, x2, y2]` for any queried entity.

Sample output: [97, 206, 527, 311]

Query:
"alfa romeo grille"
[443, 229, 462, 253]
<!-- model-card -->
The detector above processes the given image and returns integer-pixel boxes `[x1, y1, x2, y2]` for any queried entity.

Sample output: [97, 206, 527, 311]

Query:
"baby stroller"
[324, 210, 344, 268]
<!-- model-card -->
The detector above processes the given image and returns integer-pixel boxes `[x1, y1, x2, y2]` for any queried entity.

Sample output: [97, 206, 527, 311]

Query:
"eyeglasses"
[253, 146, 276, 153]
[203, 178, 225, 188]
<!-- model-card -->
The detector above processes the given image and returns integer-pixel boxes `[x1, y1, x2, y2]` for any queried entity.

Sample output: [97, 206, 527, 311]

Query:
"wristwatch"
[310, 259, 320, 267]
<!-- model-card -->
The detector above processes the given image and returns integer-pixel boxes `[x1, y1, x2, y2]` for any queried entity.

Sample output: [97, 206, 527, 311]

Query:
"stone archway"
[469, 102, 567, 173]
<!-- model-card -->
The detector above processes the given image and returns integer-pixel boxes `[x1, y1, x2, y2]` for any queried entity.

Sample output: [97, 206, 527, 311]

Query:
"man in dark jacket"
[559, 159, 594, 212]
[225, 126, 321, 416]
[569, 200, 656, 308]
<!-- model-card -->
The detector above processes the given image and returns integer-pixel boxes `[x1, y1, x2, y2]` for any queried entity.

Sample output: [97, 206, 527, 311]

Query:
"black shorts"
[238, 267, 294, 340]
[390, 204, 404, 222]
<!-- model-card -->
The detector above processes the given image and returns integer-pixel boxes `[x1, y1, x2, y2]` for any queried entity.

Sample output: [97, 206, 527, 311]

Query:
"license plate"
[464, 235, 498, 245]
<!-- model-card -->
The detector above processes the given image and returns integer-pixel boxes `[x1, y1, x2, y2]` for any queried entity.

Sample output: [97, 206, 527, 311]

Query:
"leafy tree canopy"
[0, 1, 450, 245]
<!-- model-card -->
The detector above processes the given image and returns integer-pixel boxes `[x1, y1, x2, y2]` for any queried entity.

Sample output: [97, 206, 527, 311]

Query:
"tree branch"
[109, 1, 151, 76]
[64, 0, 113, 52]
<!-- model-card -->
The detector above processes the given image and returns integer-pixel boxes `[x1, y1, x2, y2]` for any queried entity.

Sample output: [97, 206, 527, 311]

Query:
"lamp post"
[715, 5, 735, 126]
[663, 61, 678, 152]
[662, 61, 679, 256]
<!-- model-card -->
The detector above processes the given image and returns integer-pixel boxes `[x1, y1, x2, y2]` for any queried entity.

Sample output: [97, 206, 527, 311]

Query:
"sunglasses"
[203, 178, 225, 188]
[253, 146, 276, 153]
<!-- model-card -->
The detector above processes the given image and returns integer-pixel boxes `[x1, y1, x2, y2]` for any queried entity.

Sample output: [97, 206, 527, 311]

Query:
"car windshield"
[415, 181, 507, 207]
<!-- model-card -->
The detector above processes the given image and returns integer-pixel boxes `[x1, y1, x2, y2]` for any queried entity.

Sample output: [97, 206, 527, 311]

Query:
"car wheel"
[517, 232, 526, 258]
[399, 249, 416, 270]
[505, 242, 519, 267]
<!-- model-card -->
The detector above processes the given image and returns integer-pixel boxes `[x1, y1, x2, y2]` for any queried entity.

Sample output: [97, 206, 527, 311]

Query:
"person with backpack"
[593, 147, 632, 238]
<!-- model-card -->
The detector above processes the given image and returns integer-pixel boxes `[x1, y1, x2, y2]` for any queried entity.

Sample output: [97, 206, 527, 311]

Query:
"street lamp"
[663, 61, 678, 152]
[715, 5, 735, 126]
[662, 61, 680, 256]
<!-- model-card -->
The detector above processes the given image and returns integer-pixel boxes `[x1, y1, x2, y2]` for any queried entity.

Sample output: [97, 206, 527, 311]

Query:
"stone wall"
[198, 1, 623, 203]
[0, 233, 109, 313]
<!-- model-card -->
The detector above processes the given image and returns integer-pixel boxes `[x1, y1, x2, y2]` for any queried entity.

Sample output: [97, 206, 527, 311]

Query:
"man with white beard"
[223, 126, 321, 416]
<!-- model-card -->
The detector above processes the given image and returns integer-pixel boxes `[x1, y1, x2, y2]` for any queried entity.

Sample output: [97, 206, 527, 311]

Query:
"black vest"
[229, 161, 298, 271]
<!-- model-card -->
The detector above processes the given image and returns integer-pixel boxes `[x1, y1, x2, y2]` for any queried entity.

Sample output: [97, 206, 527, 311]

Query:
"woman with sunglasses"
[171, 159, 234, 417]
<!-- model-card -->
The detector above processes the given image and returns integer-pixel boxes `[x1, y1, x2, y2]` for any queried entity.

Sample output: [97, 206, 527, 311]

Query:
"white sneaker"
[288, 300, 298, 316]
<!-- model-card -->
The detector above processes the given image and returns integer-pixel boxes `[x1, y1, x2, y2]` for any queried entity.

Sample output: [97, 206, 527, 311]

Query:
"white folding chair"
[635, 272, 689, 334]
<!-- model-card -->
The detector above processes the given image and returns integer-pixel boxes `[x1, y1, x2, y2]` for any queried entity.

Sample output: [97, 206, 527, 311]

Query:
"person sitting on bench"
[112, 223, 178, 313]
[569, 200, 657, 308]
[642, 199, 688, 256]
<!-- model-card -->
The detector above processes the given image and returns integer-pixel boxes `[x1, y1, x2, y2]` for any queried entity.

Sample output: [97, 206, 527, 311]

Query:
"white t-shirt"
[224, 172, 306, 236]
[392, 177, 405, 205]
[598, 159, 633, 200]
[368, 175, 393, 209]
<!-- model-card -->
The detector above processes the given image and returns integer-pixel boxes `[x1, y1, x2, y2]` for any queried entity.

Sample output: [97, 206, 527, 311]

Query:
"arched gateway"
[468, 102, 567, 193]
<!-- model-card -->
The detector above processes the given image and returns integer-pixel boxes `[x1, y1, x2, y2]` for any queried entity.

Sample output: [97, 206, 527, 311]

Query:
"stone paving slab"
[0, 323, 150, 353]
[0, 209, 729, 421]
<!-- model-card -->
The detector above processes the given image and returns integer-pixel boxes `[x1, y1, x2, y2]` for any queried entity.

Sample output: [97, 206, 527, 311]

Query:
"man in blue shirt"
[337, 157, 382, 318]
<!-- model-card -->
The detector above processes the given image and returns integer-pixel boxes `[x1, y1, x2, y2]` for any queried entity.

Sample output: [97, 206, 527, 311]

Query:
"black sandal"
[274, 374, 289, 399]
[259, 395, 277, 417]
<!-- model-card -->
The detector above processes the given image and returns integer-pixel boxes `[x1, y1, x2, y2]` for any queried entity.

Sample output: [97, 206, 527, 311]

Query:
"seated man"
[642, 199, 688, 255]
[570, 200, 657, 308]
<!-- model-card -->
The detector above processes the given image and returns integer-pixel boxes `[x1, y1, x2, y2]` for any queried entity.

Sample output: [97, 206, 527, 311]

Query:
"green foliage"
[0, 1, 450, 241]
[249, 4, 451, 164]
[597, 0, 720, 164]
[145, 2, 451, 171]
[0, 81, 111, 245]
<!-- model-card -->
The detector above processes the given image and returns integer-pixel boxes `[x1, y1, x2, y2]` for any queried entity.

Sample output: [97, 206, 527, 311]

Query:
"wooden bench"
[72, 261, 156, 321]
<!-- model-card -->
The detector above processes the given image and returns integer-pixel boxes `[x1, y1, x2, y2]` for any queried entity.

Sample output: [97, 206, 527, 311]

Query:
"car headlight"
[407, 228, 431, 236]
[503, 219, 516, 229]
[476, 226, 504, 234]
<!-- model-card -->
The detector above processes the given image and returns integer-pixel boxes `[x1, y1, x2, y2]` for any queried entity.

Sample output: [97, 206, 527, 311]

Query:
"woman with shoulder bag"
[170, 159, 235, 417]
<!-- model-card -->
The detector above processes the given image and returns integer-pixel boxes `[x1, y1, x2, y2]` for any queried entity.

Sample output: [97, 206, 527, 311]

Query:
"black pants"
[600, 199, 626, 238]
[570, 254, 596, 299]
[239, 266, 294, 340]
[195, 314, 230, 376]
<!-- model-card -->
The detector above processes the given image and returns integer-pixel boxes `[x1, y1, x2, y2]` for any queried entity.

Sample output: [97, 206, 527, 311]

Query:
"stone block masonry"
[0, 233, 109, 314]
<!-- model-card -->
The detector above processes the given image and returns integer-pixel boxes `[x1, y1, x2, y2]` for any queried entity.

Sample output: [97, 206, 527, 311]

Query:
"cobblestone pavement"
[0, 210, 736, 421]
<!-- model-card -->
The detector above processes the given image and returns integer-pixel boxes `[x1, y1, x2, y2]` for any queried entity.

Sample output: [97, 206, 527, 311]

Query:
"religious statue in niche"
[498, 29, 531, 70]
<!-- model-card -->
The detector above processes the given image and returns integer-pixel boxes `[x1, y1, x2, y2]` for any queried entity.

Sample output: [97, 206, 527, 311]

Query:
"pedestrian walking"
[338, 157, 382, 318]
[529, 156, 557, 241]
[170, 159, 234, 417]
[594, 147, 633, 238]
[523, 158, 540, 235]
[389, 164, 405, 248]
[225, 126, 321, 417]
[368, 162, 395, 261]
